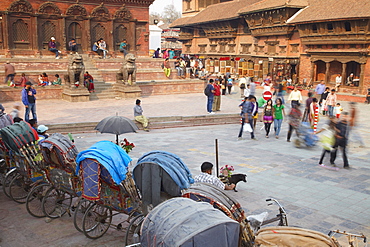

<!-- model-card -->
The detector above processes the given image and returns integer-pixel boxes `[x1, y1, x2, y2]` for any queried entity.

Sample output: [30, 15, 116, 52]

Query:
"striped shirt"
[194, 172, 225, 190]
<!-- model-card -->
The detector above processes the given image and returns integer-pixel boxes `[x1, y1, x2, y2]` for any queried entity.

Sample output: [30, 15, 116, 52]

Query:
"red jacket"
[213, 83, 221, 96]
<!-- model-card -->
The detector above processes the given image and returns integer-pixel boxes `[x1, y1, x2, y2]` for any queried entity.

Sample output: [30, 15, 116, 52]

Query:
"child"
[42, 72, 50, 86]
[334, 103, 343, 119]
[38, 73, 48, 86]
[17, 73, 28, 87]
[52, 74, 62, 85]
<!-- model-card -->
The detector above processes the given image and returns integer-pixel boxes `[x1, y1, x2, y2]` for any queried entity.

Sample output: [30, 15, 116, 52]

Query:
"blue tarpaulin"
[76, 141, 132, 184]
[136, 151, 194, 190]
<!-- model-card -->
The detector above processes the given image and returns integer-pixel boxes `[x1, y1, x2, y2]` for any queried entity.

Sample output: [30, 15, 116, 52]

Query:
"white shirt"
[244, 88, 250, 97]
[288, 90, 302, 102]
[239, 77, 247, 87]
[194, 172, 225, 190]
[99, 41, 106, 50]
[336, 76, 342, 84]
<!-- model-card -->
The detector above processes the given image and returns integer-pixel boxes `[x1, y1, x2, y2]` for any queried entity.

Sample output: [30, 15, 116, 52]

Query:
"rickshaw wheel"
[82, 203, 112, 239]
[9, 173, 31, 203]
[2, 168, 18, 198]
[125, 214, 144, 246]
[26, 183, 51, 218]
[42, 187, 73, 218]
[73, 198, 92, 233]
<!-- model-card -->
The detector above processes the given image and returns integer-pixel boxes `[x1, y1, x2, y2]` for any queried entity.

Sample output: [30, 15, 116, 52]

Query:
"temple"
[172, 0, 370, 94]
[0, 0, 154, 57]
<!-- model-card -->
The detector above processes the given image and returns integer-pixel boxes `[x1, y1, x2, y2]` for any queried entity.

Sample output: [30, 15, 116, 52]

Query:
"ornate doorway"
[68, 22, 82, 52]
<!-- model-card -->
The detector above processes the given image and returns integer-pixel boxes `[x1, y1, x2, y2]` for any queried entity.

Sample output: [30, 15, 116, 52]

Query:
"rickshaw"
[140, 197, 240, 247]
[126, 151, 194, 245]
[25, 133, 80, 220]
[0, 112, 15, 196]
[182, 182, 255, 247]
[76, 141, 141, 239]
[0, 121, 45, 203]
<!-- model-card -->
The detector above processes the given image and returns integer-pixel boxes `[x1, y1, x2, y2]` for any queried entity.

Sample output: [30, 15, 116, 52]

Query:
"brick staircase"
[47, 113, 240, 134]
[80, 54, 117, 100]
[0, 56, 206, 101]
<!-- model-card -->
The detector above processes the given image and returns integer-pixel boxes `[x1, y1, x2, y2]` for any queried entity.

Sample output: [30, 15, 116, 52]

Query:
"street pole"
[215, 139, 219, 177]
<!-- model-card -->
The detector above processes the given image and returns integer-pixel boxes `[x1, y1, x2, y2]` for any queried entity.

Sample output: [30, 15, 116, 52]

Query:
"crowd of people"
[47, 36, 130, 59]
[3, 61, 95, 93]
[204, 74, 365, 170]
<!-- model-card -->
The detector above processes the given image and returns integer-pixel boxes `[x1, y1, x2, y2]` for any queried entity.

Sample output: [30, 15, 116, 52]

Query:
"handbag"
[243, 123, 253, 132]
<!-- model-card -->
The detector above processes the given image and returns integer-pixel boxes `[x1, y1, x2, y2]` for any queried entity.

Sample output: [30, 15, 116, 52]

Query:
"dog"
[226, 173, 247, 192]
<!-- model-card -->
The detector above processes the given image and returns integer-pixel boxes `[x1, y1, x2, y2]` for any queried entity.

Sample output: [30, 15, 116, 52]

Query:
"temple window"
[13, 19, 28, 42]
[312, 24, 317, 33]
[344, 22, 351, 32]
[327, 23, 333, 32]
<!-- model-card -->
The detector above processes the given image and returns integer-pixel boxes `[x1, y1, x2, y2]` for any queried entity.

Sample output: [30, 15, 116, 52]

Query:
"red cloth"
[213, 83, 221, 96]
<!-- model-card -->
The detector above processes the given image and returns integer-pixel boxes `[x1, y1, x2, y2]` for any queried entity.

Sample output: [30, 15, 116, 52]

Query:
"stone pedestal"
[62, 87, 90, 102]
[113, 84, 142, 99]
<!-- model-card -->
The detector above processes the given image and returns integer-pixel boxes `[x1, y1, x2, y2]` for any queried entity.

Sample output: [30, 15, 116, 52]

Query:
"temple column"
[84, 19, 90, 53]
[341, 63, 347, 85]
[325, 62, 330, 83]
[128, 21, 136, 52]
[3, 14, 9, 50]
[310, 61, 315, 82]
[61, 18, 67, 52]
[359, 63, 365, 89]
[30, 16, 38, 52]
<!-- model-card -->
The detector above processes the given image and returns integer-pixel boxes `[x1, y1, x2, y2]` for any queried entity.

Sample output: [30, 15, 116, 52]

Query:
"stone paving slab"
[1, 87, 370, 246]
[1, 123, 369, 246]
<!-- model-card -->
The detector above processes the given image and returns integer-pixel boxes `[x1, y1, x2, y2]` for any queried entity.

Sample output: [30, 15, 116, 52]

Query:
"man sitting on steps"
[134, 99, 149, 132]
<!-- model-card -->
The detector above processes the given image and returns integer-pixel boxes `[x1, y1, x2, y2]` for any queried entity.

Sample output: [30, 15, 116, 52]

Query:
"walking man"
[330, 112, 350, 168]
[21, 81, 37, 123]
[288, 86, 302, 108]
[315, 80, 325, 102]
[4, 61, 15, 85]
[134, 99, 149, 132]
[238, 95, 257, 140]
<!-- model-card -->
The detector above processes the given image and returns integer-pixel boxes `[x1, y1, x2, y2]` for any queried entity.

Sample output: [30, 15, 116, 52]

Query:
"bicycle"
[247, 198, 288, 233]
[329, 229, 367, 247]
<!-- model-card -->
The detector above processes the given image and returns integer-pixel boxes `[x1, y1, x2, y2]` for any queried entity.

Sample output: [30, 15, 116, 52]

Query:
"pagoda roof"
[238, 0, 308, 14]
[171, 0, 259, 27]
[287, 0, 370, 23]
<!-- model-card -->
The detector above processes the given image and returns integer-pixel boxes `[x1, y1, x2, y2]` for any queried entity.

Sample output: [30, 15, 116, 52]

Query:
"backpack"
[204, 85, 211, 96]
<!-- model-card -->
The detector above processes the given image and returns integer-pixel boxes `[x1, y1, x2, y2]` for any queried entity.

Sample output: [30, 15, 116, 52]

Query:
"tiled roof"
[239, 0, 308, 14]
[288, 0, 370, 23]
[169, 16, 192, 28]
[171, 0, 260, 27]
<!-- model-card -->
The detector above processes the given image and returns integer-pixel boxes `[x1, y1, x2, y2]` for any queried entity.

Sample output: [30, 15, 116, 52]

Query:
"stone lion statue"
[116, 53, 136, 85]
[64, 54, 85, 88]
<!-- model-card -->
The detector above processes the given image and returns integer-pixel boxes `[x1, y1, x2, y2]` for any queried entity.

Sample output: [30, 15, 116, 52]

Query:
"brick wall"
[299, 54, 311, 83]
[0, 0, 150, 56]
[363, 57, 370, 94]
[0, 87, 63, 102]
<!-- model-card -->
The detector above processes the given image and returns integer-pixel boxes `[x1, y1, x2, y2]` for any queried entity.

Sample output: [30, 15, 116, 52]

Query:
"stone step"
[47, 114, 240, 133]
